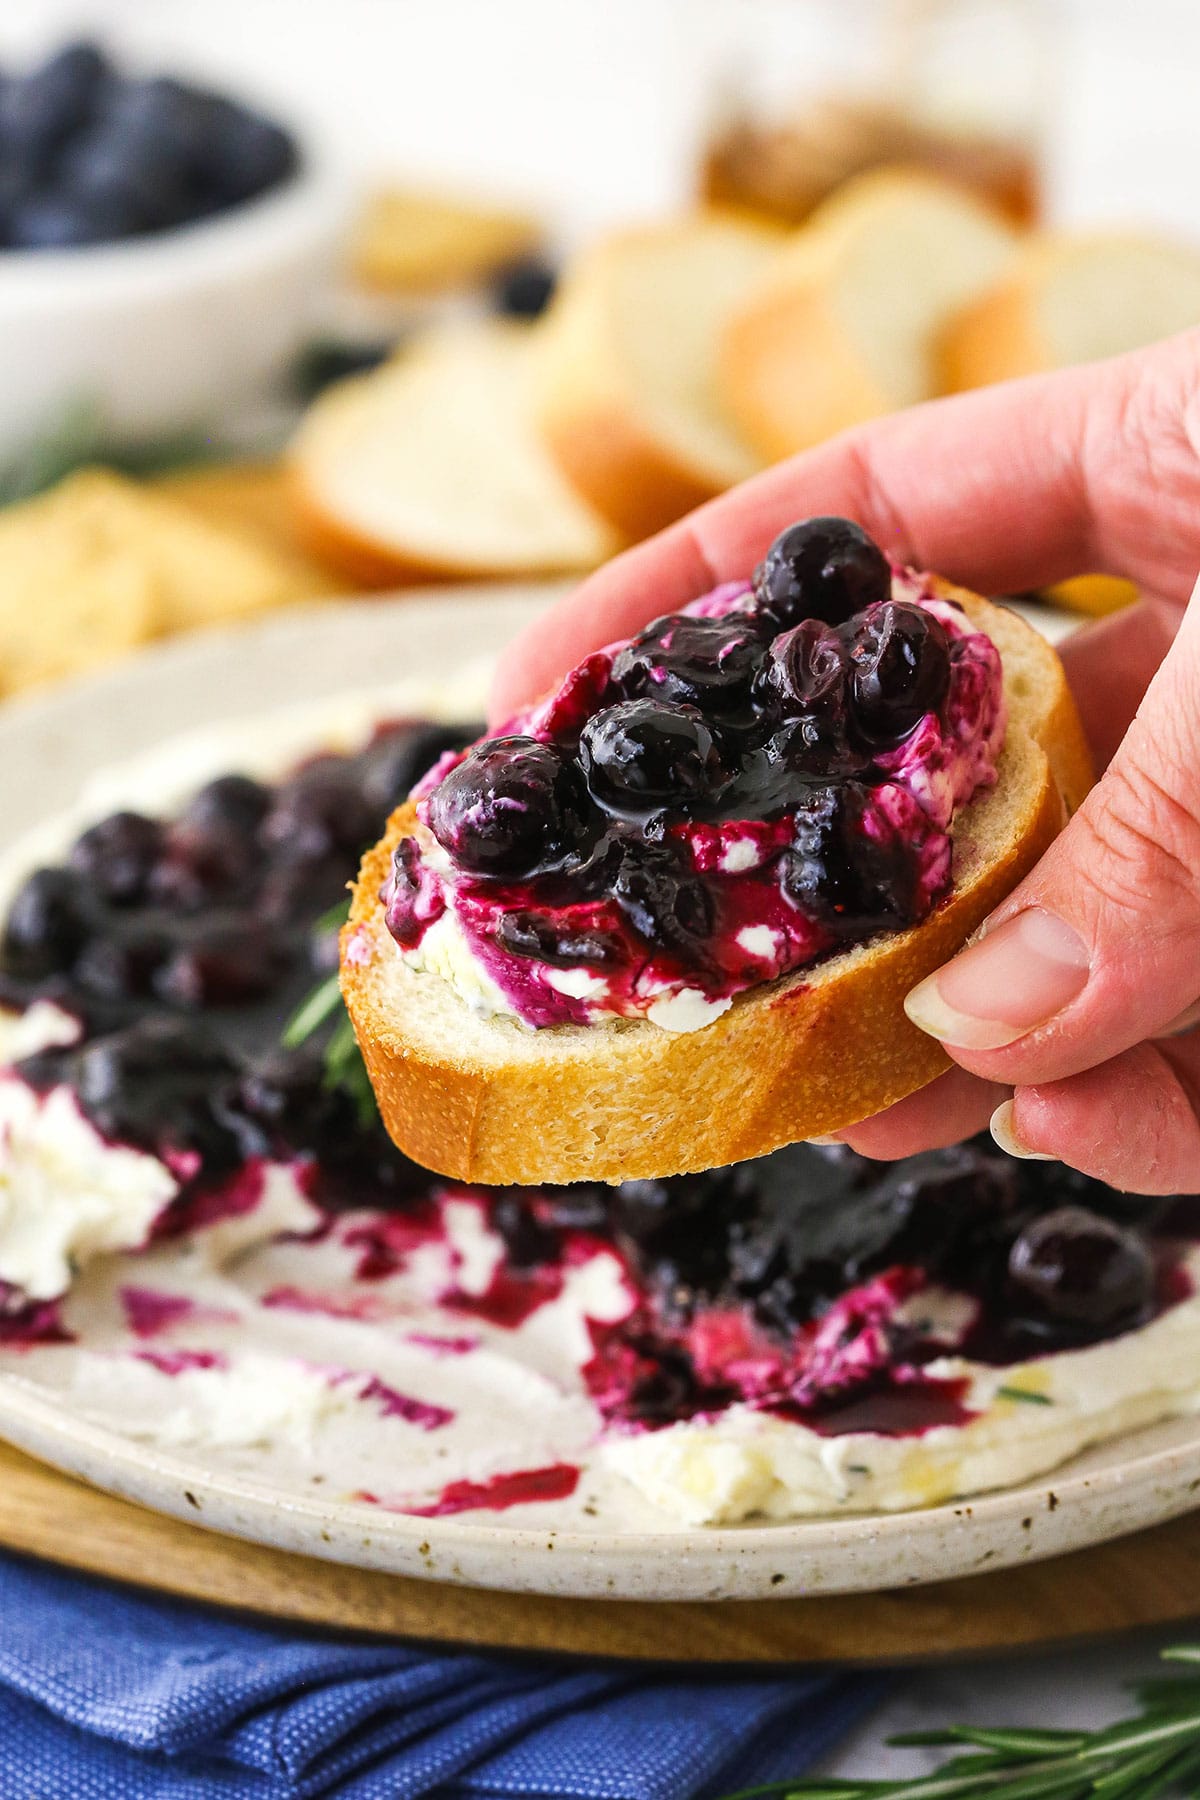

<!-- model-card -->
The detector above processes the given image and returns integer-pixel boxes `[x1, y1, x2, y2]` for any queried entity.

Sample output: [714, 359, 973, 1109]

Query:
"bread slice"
[290, 321, 623, 587]
[348, 186, 542, 294]
[941, 232, 1200, 390]
[0, 466, 324, 696]
[719, 170, 1020, 462]
[533, 216, 782, 539]
[342, 591, 1090, 1185]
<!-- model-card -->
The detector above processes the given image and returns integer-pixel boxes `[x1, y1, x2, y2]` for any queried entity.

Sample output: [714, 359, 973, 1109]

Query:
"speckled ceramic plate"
[1, 585, 1193, 1604]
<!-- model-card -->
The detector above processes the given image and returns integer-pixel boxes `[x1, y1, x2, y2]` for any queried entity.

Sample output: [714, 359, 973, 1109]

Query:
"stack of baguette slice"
[718, 170, 1019, 461]
[291, 180, 1200, 589]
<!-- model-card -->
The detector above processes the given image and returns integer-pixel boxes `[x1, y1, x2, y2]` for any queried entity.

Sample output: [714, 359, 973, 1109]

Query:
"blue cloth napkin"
[0, 1550, 887, 1798]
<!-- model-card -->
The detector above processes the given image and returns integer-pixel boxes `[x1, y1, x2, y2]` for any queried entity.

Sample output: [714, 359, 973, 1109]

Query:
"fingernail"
[990, 1099, 1058, 1162]
[806, 1134, 843, 1146]
[904, 909, 1089, 1049]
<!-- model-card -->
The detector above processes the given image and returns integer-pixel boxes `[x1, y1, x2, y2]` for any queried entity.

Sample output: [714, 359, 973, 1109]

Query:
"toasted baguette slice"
[720, 170, 1019, 462]
[291, 321, 622, 586]
[941, 232, 1200, 390]
[343, 592, 1090, 1186]
[533, 216, 782, 538]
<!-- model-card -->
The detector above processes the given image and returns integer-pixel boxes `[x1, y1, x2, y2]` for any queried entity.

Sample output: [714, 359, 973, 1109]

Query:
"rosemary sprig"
[0, 396, 220, 506]
[719, 1646, 1200, 1800]
[282, 899, 378, 1124]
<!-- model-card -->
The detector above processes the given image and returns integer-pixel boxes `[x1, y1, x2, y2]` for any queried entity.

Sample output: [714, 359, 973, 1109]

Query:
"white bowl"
[0, 161, 347, 457]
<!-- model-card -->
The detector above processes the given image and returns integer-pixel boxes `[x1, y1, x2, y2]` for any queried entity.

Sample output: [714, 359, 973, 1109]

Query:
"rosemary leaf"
[282, 973, 343, 1048]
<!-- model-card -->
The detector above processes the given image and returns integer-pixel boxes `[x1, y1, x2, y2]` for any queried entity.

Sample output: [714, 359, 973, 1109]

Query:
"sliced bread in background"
[291, 321, 622, 585]
[941, 232, 1200, 389]
[533, 216, 781, 538]
[0, 468, 325, 696]
[720, 170, 1019, 462]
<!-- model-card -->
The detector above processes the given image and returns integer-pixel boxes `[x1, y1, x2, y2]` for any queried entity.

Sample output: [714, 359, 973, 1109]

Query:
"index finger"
[489, 337, 1192, 722]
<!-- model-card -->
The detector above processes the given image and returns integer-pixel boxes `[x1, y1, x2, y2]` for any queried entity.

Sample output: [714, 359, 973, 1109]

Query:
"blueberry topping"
[612, 846, 715, 962]
[753, 517, 891, 632]
[73, 924, 170, 1002]
[580, 699, 727, 817]
[0, 868, 91, 979]
[426, 737, 587, 879]
[259, 757, 379, 864]
[152, 916, 287, 1009]
[494, 912, 621, 968]
[70, 812, 164, 905]
[782, 783, 924, 934]
[182, 775, 272, 839]
[849, 601, 952, 745]
[1007, 1206, 1155, 1338]
[611, 615, 761, 717]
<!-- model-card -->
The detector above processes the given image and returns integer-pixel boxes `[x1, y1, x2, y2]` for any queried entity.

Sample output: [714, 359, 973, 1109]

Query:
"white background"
[3, 0, 1200, 242]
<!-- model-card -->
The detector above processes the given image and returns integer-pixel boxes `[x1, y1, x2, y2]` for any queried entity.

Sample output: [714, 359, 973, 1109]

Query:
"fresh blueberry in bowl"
[849, 600, 952, 746]
[426, 737, 589, 880]
[611, 615, 760, 717]
[752, 517, 892, 633]
[580, 699, 729, 818]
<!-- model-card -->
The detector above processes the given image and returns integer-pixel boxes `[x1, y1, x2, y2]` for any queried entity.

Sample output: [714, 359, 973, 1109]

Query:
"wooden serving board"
[3, 1441, 1198, 1663]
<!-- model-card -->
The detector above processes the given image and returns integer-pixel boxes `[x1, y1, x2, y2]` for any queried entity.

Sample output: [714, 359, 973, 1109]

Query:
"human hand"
[490, 331, 1200, 1192]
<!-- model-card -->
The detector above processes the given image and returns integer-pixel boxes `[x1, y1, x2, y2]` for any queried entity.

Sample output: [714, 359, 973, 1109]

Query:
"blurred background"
[0, 0, 1195, 699]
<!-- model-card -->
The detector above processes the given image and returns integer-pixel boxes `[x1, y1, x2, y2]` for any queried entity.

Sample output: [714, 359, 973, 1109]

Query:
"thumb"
[905, 578, 1200, 1086]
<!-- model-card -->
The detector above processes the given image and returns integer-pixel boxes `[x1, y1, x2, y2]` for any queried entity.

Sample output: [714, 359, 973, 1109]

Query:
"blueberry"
[259, 757, 377, 864]
[73, 1016, 238, 1164]
[611, 846, 715, 962]
[752, 517, 891, 633]
[153, 916, 287, 1008]
[493, 911, 621, 968]
[382, 837, 427, 948]
[425, 737, 587, 879]
[355, 721, 479, 818]
[1008, 1206, 1155, 1336]
[58, 123, 189, 231]
[760, 620, 847, 714]
[849, 601, 952, 745]
[73, 925, 170, 1001]
[0, 868, 91, 979]
[99, 76, 213, 171]
[580, 699, 728, 817]
[781, 783, 924, 934]
[182, 774, 272, 839]
[8, 187, 142, 248]
[492, 256, 557, 319]
[217, 1047, 355, 1162]
[195, 99, 297, 204]
[611, 615, 760, 717]
[0, 41, 109, 168]
[70, 812, 164, 905]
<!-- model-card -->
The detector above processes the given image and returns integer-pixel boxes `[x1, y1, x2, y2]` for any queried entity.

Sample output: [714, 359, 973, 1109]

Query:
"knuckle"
[1074, 735, 1200, 921]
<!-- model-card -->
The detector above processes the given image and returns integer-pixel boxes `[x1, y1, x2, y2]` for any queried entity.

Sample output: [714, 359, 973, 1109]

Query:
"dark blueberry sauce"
[382, 519, 1001, 1028]
[2, 710, 1195, 1434]
[0, 718, 480, 1239]
[362, 1462, 582, 1518]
